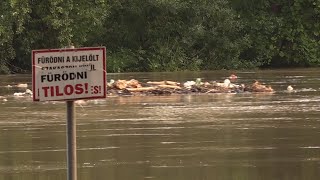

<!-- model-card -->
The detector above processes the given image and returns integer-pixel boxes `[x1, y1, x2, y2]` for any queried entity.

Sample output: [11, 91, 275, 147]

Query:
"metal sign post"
[66, 45, 77, 180]
[32, 46, 106, 180]
[67, 100, 77, 180]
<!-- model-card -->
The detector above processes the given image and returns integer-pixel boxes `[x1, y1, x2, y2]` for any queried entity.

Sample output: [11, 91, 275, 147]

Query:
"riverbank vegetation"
[1, 0, 319, 74]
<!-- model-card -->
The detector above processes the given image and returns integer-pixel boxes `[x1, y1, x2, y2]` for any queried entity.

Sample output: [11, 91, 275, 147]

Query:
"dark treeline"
[1, 0, 319, 74]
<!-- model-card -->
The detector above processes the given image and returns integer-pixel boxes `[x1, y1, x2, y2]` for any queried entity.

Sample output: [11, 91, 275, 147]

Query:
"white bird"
[287, 85, 293, 92]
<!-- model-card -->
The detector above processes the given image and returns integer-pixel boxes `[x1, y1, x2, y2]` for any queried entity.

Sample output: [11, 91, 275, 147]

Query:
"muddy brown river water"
[0, 69, 319, 180]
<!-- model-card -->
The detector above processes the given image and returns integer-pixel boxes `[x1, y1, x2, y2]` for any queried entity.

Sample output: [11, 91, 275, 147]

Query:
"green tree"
[1, 0, 319, 74]
[278, 0, 320, 66]
[1, 0, 108, 74]
[0, 0, 21, 73]
[103, 0, 250, 72]
[231, 0, 320, 67]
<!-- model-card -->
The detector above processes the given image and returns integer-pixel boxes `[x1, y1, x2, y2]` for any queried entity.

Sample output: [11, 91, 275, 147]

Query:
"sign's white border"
[32, 47, 106, 101]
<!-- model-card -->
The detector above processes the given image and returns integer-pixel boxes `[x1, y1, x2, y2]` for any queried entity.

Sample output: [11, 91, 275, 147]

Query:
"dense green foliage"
[232, 0, 320, 67]
[0, 0, 319, 74]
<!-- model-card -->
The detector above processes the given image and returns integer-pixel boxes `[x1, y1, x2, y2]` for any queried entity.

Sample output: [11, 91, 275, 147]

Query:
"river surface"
[0, 69, 319, 180]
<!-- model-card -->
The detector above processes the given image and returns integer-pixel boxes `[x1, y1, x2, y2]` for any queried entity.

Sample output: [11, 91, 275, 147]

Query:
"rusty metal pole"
[66, 45, 77, 180]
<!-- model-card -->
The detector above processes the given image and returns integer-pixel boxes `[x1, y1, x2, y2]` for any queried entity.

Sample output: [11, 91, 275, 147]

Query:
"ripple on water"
[0, 163, 66, 173]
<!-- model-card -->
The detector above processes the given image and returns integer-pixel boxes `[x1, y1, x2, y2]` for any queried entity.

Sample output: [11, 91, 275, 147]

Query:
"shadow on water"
[0, 68, 319, 180]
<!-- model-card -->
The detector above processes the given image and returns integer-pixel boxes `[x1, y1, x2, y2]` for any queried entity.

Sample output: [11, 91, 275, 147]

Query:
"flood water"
[0, 69, 319, 180]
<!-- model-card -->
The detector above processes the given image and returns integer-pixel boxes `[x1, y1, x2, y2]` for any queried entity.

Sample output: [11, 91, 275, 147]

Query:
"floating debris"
[5, 79, 274, 99]
[183, 81, 196, 89]
[107, 79, 115, 87]
[13, 89, 33, 97]
[126, 87, 156, 92]
[0, 96, 6, 102]
[195, 78, 202, 86]
[246, 80, 273, 93]
[25, 89, 33, 95]
[106, 79, 274, 96]
[75, 100, 87, 106]
[113, 79, 141, 90]
[13, 92, 25, 97]
[147, 80, 179, 86]
[229, 74, 238, 81]
[16, 83, 28, 88]
[300, 88, 317, 92]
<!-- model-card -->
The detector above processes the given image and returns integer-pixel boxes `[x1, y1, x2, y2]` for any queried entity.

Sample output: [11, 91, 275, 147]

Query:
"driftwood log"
[126, 87, 156, 92]
[147, 81, 179, 86]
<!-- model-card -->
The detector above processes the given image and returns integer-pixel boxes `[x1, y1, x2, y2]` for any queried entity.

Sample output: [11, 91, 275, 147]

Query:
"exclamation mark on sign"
[85, 83, 88, 94]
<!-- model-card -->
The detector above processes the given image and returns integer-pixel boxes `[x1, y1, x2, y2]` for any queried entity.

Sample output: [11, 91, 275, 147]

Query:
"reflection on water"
[0, 69, 319, 180]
